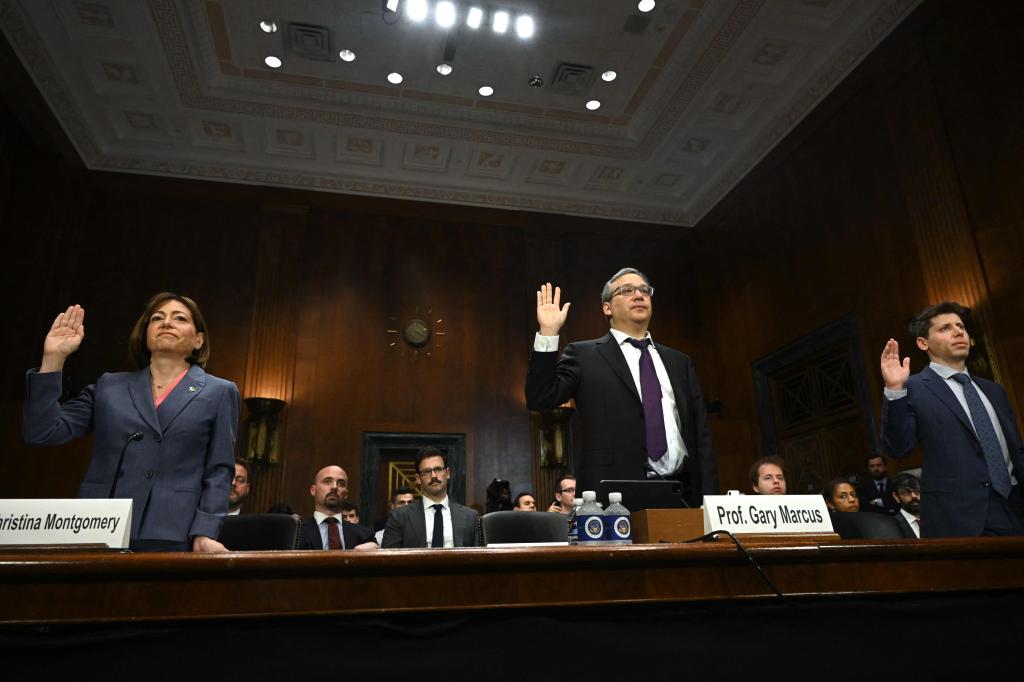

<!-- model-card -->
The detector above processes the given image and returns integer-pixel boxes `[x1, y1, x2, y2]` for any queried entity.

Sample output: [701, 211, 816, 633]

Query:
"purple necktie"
[627, 338, 668, 461]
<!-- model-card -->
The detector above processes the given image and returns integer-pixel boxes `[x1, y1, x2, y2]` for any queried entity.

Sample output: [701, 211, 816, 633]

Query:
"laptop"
[597, 479, 684, 511]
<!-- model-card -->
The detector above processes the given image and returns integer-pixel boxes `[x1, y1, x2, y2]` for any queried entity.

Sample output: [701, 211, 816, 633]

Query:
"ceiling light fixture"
[339, 50, 356, 62]
[406, 0, 428, 22]
[602, 70, 617, 82]
[385, 0, 400, 11]
[492, 11, 509, 34]
[586, 100, 601, 110]
[259, 21, 277, 33]
[436, 63, 453, 75]
[466, 7, 483, 29]
[387, 72, 404, 84]
[514, 15, 534, 39]
[478, 85, 494, 97]
[264, 56, 282, 68]
[436, 1, 456, 28]
[637, 0, 656, 12]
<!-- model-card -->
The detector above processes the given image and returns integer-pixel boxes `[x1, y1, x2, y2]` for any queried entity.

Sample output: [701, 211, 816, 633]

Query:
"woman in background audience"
[824, 477, 860, 512]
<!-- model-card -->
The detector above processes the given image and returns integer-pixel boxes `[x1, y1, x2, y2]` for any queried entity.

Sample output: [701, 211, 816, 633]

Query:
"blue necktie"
[951, 373, 1011, 497]
[626, 338, 668, 461]
[431, 503, 445, 547]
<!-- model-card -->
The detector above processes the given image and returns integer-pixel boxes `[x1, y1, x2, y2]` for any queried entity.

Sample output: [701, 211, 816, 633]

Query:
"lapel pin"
[188, 386, 198, 392]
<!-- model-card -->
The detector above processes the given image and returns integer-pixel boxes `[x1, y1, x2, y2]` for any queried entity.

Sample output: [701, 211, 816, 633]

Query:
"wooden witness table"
[3, 536, 1024, 624]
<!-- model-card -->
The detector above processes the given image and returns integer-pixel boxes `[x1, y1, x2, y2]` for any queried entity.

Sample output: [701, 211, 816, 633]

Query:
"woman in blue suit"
[23, 293, 240, 552]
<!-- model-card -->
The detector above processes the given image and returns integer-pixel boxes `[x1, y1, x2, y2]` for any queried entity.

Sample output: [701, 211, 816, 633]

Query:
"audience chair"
[219, 513, 301, 550]
[480, 511, 568, 545]
[829, 511, 905, 540]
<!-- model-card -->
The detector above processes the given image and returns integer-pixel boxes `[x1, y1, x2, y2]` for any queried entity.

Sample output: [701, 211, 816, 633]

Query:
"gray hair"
[601, 268, 650, 303]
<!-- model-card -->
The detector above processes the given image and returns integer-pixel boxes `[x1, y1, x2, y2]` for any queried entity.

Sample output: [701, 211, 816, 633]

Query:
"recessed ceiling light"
[602, 70, 617, 82]
[492, 11, 509, 34]
[259, 21, 277, 33]
[467, 7, 483, 29]
[264, 56, 282, 68]
[436, 63, 453, 76]
[387, 72, 404, 85]
[638, 0, 656, 13]
[586, 100, 601, 110]
[478, 85, 494, 97]
[385, 0, 400, 11]
[436, 1, 456, 28]
[339, 50, 356, 62]
[514, 15, 534, 39]
[406, 0, 428, 22]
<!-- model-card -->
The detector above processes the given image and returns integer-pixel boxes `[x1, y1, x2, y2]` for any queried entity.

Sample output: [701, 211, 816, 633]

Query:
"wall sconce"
[536, 406, 575, 467]
[244, 397, 286, 465]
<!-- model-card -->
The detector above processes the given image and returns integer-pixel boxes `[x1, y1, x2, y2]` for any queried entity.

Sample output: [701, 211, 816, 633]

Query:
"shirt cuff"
[533, 333, 559, 353]
[883, 387, 908, 400]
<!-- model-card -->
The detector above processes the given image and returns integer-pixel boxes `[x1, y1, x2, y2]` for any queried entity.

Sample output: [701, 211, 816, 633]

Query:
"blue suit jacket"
[882, 366, 1024, 537]
[23, 365, 240, 544]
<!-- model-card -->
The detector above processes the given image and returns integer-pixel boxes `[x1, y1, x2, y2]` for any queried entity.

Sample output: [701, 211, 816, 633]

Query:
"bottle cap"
[582, 490, 596, 501]
[608, 492, 622, 504]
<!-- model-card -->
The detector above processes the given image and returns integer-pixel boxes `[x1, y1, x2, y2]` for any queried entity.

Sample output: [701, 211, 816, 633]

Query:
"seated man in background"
[374, 486, 417, 545]
[546, 474, 576, 514]
[856, 454, 897, 514]
[514, 492, 537, 511]
[892, 472, 922, 538]
[824, 477, 860, 512]
[227, 460, 250, 515]
[381, 447, 479, 548]
[750, 456, 787, 495]
[300, 465, 377, 551]
[340, 500, 360, 525]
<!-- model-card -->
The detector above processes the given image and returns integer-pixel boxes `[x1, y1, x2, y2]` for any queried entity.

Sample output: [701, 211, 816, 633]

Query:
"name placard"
[0, 499, 132, 548]
[702, 495, 833, 535]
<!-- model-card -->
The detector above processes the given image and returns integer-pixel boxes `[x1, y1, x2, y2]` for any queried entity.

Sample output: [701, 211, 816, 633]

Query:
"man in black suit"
[300, 465, 377, 550]
[525, 268, 718, 506]
[856, 454, 898, 514]
[381, 447, 479, 548]
[891, 472, 922, 539]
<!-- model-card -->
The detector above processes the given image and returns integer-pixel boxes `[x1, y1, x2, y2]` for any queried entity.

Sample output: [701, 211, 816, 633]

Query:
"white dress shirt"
[534, 329, 688, 476]
[899, 508, 921, 538]
[421, 495, 454, 548]
[312, 510, 346, 550]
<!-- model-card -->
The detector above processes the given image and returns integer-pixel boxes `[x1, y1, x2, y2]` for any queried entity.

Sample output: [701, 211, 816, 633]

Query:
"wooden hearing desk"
[3, 536, 1024, 624]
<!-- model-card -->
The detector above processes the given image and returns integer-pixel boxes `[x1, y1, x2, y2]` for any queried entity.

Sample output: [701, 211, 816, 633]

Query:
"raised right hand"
[536, 283, 571, 336]
[41, 305, 85, 372]
[880, 338, 910, 390]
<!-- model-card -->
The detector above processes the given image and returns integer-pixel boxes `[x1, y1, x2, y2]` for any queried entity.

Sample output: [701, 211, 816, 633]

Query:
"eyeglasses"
[559, 487, 576, 494]
[611, 284, 654, 299]
[417, 466, 448, 477]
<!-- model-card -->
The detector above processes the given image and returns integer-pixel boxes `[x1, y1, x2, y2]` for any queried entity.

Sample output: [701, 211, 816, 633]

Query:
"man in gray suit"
[381, 447, 479, 548]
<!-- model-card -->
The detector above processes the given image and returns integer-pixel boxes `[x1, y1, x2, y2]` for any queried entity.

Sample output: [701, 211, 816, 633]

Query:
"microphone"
[109, 432, 144, 499]
[646, 463, 690, 509]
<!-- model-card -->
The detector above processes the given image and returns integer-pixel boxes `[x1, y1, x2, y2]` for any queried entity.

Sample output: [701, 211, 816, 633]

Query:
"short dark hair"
[234, 459, 250, 479]
[892, 472, 921, 493]
[908, 302, 970, 341]
[555, 473, 576, 494]
[514, 492, 535, 508]
[749, 456, 785, 487]
[601, 268, 650, 304]
[390, 486, 417, 504]
[128, 292, 210, 369]
[823, 476, 854, 503]
[339, 500, 357, 513]
[415, 446, 447, 472]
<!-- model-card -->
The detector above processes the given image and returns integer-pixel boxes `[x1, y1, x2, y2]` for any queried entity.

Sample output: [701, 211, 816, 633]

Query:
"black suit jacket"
[380, 500, 479, 548]
[893, 511, 920, 539]
[856, 477, 898, 514]
[299, 516, 376, 550]
[882, 366, 1024, 537]
[525, 332, 718, 506]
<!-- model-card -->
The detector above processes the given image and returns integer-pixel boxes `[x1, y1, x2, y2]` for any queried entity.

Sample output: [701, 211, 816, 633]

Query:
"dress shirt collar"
[313, 510, 342, 525]
[899, 507, 921, 537]
[929, 361, 968, 381]
[421, 495, 450, 511]
[609, 328, 653, 346]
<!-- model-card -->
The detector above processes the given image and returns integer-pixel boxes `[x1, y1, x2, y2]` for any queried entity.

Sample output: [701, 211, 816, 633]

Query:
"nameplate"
[702, 495, 833, 535]
[0, 499, 132, 548]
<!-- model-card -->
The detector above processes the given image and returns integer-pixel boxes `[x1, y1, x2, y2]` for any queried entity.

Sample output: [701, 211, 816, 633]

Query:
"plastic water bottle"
[604, 492, 632, 545]
[576, 491, 607, 545]
[566, 498, 583, 545]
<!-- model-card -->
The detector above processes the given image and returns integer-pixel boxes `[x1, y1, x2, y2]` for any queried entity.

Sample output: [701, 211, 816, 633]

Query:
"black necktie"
[431, 503, 445, 548]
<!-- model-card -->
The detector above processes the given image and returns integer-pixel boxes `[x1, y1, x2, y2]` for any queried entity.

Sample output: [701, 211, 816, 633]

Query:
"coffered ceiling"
[1, 0, 920, 226]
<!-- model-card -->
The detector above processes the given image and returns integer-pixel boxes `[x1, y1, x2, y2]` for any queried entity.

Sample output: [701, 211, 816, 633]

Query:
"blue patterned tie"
[951, 373, 1011, 497]
[626, 338, 668, 461]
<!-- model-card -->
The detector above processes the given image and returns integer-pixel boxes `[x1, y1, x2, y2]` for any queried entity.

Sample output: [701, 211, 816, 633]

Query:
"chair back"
[219, 513, 301, 550]
[479, 511, 568, 545]
[829, 511, 904, 540]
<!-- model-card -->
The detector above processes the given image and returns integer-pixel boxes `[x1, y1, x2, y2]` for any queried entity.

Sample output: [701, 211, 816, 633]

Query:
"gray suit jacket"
[23, 365, 240, 544]
[380, 499, 479, 548]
